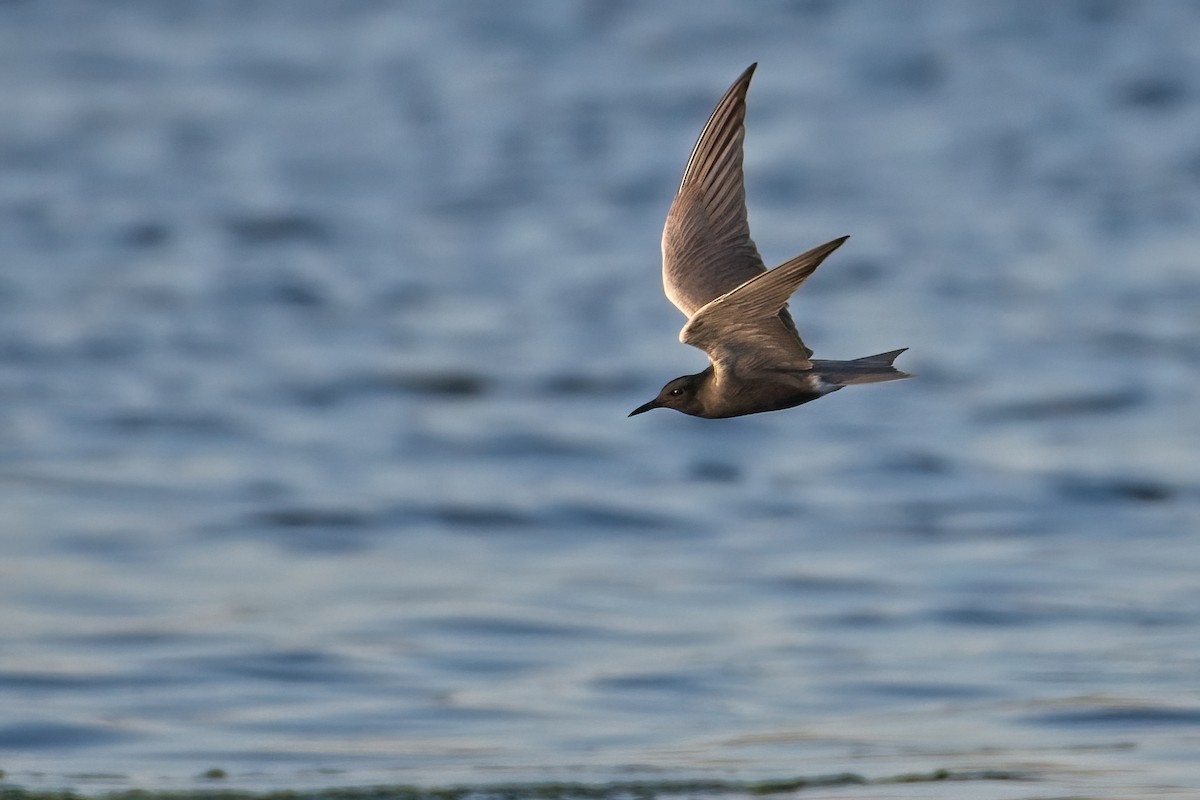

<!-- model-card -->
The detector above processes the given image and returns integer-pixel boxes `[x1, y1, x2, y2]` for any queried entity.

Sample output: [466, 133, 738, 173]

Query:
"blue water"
[2, 2, 1200, 797]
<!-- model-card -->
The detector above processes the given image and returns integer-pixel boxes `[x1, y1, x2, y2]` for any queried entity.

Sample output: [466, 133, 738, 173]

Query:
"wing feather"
[662, 64, 775, 319]
[680, 236, 849, 375]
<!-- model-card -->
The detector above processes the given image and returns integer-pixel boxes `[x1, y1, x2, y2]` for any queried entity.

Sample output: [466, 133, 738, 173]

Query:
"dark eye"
[669, 388, 684, 397]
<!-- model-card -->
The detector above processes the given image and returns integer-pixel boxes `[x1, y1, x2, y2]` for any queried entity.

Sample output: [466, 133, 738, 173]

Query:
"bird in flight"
[629, 63, 909, 419]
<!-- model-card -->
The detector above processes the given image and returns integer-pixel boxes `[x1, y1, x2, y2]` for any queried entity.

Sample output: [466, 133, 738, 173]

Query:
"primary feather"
[662, 63, 804, 344]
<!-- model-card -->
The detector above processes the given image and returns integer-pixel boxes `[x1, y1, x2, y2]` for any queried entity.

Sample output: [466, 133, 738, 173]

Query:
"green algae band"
[0, 770, 1027, 800]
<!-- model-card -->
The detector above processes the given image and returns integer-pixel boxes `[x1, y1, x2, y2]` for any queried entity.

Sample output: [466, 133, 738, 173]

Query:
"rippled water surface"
[2, 2, 1200, 798]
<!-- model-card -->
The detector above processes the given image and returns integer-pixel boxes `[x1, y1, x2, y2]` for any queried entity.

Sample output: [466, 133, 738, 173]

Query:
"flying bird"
[629, 63, 909, 419]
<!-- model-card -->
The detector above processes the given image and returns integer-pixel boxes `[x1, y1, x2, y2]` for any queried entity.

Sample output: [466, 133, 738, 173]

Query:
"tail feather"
[813, 348, 910, 386]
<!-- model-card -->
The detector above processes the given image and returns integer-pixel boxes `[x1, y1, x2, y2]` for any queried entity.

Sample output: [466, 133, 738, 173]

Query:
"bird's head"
[628, 373, 708, 417]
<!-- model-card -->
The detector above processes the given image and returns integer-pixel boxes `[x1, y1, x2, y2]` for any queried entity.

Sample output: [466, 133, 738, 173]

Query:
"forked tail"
[813, 348, 910, 386]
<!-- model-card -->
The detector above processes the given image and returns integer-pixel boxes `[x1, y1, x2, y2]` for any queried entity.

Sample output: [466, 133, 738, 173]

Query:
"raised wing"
[662, 63, 802, 343]
[680, 236, 849, 375]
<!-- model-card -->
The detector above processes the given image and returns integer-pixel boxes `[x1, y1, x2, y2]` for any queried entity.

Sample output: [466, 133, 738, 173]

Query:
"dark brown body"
[630, 349, 909, 419]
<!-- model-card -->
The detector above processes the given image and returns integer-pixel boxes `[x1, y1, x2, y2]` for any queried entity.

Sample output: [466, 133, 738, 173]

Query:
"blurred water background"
[2, 2, 1200, 797]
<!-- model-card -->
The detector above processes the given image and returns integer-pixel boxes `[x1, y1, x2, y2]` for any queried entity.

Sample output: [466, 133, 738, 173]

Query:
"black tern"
[630, 64, 909, 419]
